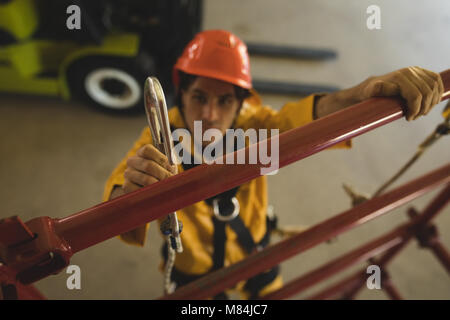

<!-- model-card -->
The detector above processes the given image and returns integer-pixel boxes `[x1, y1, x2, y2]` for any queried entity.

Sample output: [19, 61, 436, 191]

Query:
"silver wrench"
[144, 77, 183, 253]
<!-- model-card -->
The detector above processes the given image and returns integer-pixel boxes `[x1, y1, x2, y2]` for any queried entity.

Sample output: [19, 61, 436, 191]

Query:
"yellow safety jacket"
[102, 92, 351, 297]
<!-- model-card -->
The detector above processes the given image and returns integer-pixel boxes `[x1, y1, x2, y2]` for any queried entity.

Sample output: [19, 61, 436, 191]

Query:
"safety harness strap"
[244, 265, 280, 299]
[211, 218, 227, 271]
[228, 216, 256, 254]
[163, 127, 279, 299]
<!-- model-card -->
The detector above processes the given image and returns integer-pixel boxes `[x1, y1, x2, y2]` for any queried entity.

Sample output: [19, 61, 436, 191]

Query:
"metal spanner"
[144, 77, 183, 253]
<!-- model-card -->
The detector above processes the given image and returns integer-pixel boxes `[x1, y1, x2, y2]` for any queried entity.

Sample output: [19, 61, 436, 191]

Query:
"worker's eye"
[192, 95, 207, 104]
[219, 96, 234, 107]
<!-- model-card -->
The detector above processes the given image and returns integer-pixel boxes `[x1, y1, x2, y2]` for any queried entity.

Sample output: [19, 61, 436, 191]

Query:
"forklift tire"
[66, 53, 154, 114]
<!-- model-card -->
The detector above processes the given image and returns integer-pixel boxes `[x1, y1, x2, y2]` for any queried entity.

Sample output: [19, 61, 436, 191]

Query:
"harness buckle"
[213, 197, 240, 222]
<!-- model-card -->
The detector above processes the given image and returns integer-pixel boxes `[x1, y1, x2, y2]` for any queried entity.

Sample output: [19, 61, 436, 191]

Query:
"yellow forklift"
[0, 0, 202, 113]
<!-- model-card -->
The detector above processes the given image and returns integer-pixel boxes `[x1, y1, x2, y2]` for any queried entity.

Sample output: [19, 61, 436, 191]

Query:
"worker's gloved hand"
[357, 66, 444, 121]
[122, 144, 177, 194]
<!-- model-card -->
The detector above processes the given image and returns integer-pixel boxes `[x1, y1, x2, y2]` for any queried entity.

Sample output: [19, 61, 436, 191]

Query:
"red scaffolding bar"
[263, 184, 450, 300]
[160, 170, 450, 300]
[54, 69, 450, 254]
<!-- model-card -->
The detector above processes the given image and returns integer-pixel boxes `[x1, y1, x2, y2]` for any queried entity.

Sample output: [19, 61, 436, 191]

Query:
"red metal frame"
[306, 184, 450, 300]
[262, 184, 450, 300]
[0, 260, 46, 300]
[0, 69, 449, 299]
[159, 175, 450, 300]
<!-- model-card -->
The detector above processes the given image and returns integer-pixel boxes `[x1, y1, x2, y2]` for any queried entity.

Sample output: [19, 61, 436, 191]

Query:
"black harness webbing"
[162, 128, 279, 299]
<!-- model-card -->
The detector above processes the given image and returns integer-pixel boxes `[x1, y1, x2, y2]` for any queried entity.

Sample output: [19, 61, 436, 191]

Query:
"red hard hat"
[173, 30, 252, 89]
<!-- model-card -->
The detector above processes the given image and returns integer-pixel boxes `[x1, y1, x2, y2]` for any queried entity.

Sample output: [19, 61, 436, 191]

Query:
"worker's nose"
[201, 99, 219, 123]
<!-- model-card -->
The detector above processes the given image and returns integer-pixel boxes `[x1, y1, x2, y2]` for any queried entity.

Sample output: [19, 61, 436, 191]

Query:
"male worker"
[102, 30, 444, 299]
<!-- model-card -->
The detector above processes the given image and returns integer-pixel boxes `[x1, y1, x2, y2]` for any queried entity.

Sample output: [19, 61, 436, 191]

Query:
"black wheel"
[66, 53, 154, 114]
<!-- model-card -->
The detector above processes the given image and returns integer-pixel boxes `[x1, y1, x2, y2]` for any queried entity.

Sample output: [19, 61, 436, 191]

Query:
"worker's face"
[181, 77, 241, 144]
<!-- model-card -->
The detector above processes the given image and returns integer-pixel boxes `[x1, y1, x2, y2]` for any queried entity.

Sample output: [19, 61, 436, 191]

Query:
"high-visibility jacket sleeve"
[238, 94, 351, 149]
[102, 127, 152, 247]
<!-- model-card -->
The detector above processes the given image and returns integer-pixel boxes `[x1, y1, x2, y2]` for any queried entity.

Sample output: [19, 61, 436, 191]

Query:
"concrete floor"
[1, 0, 449, 299]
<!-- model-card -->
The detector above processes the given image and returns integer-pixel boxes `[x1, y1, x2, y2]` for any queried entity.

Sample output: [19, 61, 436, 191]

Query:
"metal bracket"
[0, 216, 72, 285]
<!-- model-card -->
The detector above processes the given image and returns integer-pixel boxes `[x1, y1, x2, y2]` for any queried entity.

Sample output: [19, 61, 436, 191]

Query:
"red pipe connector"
[0, 216, 72, 284]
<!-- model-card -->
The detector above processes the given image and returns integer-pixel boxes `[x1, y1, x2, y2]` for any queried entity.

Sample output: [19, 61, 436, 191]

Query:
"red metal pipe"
[305, 269, 367, 300]
[377, 185, 450, 266]
[382, 275, 403, 300]
[316, 240, 448, 300]
[55, 70, 450, 254]
[0, 264, 46, 300]
[12, 283, 46, 300]
[160, 167, 450, 300]
[306, 242, 408, 300]
[426, 241, 450, 274]
[261, 227, 406, 299]
[263, 184, 450, 300]
[407, 186, 450, 229]
[305, 185, 450, 300]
